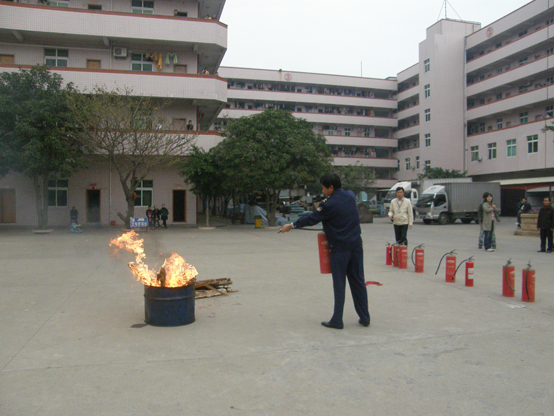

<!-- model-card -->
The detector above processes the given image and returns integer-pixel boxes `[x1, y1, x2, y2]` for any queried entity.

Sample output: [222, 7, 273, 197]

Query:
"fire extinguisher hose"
[524, 261, 532, 300]
[454, 256, 474, 278]
[411, 244, 424, 266]
[504, 259, 515, 292]
[435, 250, 456, 275]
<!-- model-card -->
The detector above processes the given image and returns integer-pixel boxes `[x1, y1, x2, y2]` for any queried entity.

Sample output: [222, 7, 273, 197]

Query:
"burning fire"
[110, 231, 197, 288]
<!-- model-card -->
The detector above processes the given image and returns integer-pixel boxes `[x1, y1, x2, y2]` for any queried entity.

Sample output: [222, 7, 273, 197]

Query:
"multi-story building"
[0, 0, 227, 226]
[214, 67, 398, 189]
[395, 19, 481, 182]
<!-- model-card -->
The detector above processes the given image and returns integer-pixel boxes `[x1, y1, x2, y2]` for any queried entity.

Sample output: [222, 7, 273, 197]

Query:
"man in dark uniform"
[536, 196, 554, 252]
[280, 173, 370, 329]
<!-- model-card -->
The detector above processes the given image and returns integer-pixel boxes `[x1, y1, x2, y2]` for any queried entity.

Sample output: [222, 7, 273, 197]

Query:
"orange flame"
[109, 230, 197, 287]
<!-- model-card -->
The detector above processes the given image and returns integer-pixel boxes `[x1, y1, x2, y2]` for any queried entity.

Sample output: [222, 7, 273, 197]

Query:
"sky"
[220, 0, 532, 79]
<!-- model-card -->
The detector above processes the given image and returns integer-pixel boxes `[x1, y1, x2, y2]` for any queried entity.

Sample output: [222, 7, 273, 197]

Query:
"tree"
[417, 166, 467, 179]
[0, 67, 90, 229]
[334, 163, 376, 196]
[217, 110, 332, 226]
[71, 86, 196, 228]
[181, 146, 227, 227]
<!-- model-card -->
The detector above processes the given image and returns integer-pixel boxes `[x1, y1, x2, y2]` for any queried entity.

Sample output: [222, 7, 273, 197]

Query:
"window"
[520, 112, 528, 123]
[548, 47, 554, 56]
[527, 135, 539, 153]
[425, 160, 431, 168]
[131, 53, 153, 72]
[424, 84, 430, 98]
[496, 93, 503, 100]
[48, 180, 68, 207]
[546, 106, 553, 118]
[405, 158, 411, 170]
[518, 29, 528, 37]
[519, 85, 528, 93]
[416, 156, 420, 169]
[425, 133, 431, 147]
[424, 59, 430, 73]
[363, 127, 371, 137]
[44, 48, 68, 67]
[131, 0, 153, 14]
[471, 146, 479, 162]
[47, 0, 69, 7]
[134, 180, 153, 207]
[488, 143, 497, 159]
[479, 123, 485, 133]
[88, 4, 102, 9]
[497, 118, 503, 129]
[424, 109, 430, 122]
[548, 17, 554, 25]
[507, 139, 517, 157]
[519, 57, 528, 66]
[344, 127, 351, 137]
[496, 67, 503, 74]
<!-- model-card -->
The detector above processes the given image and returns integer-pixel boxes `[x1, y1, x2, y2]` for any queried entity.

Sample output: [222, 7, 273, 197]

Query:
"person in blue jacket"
[280, 173, 370, 329]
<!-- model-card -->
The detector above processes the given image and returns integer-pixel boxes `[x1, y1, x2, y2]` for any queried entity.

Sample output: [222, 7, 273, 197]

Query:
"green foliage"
[417, 166, 467, 179]
[0, 66, 89, 228]
[334, 163, 376, 195]
[216, 110, 332, 225]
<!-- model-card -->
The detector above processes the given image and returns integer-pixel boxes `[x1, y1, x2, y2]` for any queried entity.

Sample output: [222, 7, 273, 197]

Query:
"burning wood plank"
[195, 278, 235, 298]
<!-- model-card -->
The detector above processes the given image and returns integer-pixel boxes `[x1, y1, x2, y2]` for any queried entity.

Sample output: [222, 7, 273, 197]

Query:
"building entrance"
[173, 190, 186, 222]
[0, 189, 16, 223]
[86, 189, 101, 223]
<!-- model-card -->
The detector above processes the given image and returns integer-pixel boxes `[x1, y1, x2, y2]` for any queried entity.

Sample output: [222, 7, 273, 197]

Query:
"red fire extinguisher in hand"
[318, 232, 332, 274]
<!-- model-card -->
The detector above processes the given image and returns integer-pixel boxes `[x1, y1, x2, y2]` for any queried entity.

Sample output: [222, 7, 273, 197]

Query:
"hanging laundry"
[166, 53, 178, 65]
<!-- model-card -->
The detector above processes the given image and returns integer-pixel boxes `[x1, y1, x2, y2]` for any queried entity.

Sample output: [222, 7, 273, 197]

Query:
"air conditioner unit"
[113, 47, 128, 58]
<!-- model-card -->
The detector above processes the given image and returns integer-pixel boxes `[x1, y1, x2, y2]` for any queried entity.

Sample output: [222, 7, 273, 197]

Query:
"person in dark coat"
[516, 197, 532, 228]
[536, 197, 554, 252]
[280, 173, 370, 329]
[160, 204, 169, 229]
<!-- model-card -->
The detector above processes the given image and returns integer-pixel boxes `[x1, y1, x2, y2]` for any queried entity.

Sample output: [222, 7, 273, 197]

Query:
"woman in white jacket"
[388, 187, 414, 245]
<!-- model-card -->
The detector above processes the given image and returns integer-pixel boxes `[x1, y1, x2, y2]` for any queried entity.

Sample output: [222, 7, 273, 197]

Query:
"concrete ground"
[1, 216, 553, 416]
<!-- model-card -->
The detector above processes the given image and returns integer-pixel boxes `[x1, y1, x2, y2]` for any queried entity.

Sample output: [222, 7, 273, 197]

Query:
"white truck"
[383, 178, 472, 213]
[415, 182, 501, 225]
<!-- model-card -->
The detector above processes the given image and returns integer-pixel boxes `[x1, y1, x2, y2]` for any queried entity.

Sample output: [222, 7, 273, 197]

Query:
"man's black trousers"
[540, 228, 553, 252]
[394, 224, 409, 245]
[328, 245, 370, 326]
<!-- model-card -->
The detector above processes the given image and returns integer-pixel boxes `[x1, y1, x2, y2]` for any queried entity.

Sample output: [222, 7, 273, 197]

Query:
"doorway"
[86, 189, 101, 223]
[0, 189, 16, 223]
[173, 190, 186, 222]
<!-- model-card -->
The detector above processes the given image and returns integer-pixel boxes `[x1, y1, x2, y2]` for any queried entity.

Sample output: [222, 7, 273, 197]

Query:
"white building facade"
[0, 0, 227, 226]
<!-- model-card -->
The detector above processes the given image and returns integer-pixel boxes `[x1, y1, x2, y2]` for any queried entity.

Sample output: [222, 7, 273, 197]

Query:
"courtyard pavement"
[1, 216, 553, 416]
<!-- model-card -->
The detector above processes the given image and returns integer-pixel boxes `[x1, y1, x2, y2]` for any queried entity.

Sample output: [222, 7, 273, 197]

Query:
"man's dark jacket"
[293, 188, 361, 251]
[537, 205, 554, 229]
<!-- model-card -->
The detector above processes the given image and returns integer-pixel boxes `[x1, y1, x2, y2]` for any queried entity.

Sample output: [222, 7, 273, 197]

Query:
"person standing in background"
[536, 197, 554, 253]
[388, 187, 413, 245]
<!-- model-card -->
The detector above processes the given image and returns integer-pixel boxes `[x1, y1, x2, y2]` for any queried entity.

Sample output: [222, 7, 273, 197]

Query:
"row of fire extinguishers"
[317, 233, 535, 302]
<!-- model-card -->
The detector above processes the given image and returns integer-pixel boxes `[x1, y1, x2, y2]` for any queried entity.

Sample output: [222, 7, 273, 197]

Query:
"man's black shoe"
[538, 250, 546, 252]
[359, 319, 370, 327]
[321, 321, 343, 329]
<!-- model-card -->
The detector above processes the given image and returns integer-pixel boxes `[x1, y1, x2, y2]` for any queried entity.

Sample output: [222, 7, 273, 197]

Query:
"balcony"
[397, 105, 419, 120]
[396, 85, 419, 102]
[226, 88, 396, 109]
[467, 55, 554, 97]
[332, 157, 398, 169]
[0, 2, 227, 68]
[466, 84, 554, 121]
[219, 109, 397, 128]
[324, 136, 397, 148]
[466, 25, 553, 73]
[394, 125, 419, 140]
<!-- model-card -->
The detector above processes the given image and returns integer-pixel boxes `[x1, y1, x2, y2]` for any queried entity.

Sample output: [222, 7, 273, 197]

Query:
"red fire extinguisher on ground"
[502, 259, 515, 297]
[392, 243, 400, 268]
[522, 261, 535, 302]
[399, 245, 408, 269]
[435, 250, 456, 282]
[318, 232, 331, 274]
[386, 243, 392, 266]
[411, 244, 424, 273]
[453, 256, 475, 287]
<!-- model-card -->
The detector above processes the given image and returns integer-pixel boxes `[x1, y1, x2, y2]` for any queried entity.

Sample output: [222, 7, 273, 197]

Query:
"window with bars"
[48, 180, 68, 207]
[527, 135, 538, 153]
[45, 49, 68, 67]
[507, 139, 516, 157]
[131, 0, 153, 14]
[131, 53, 153, 72]
[133, 180, 153, 207]
[488, 143, 497, 159]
